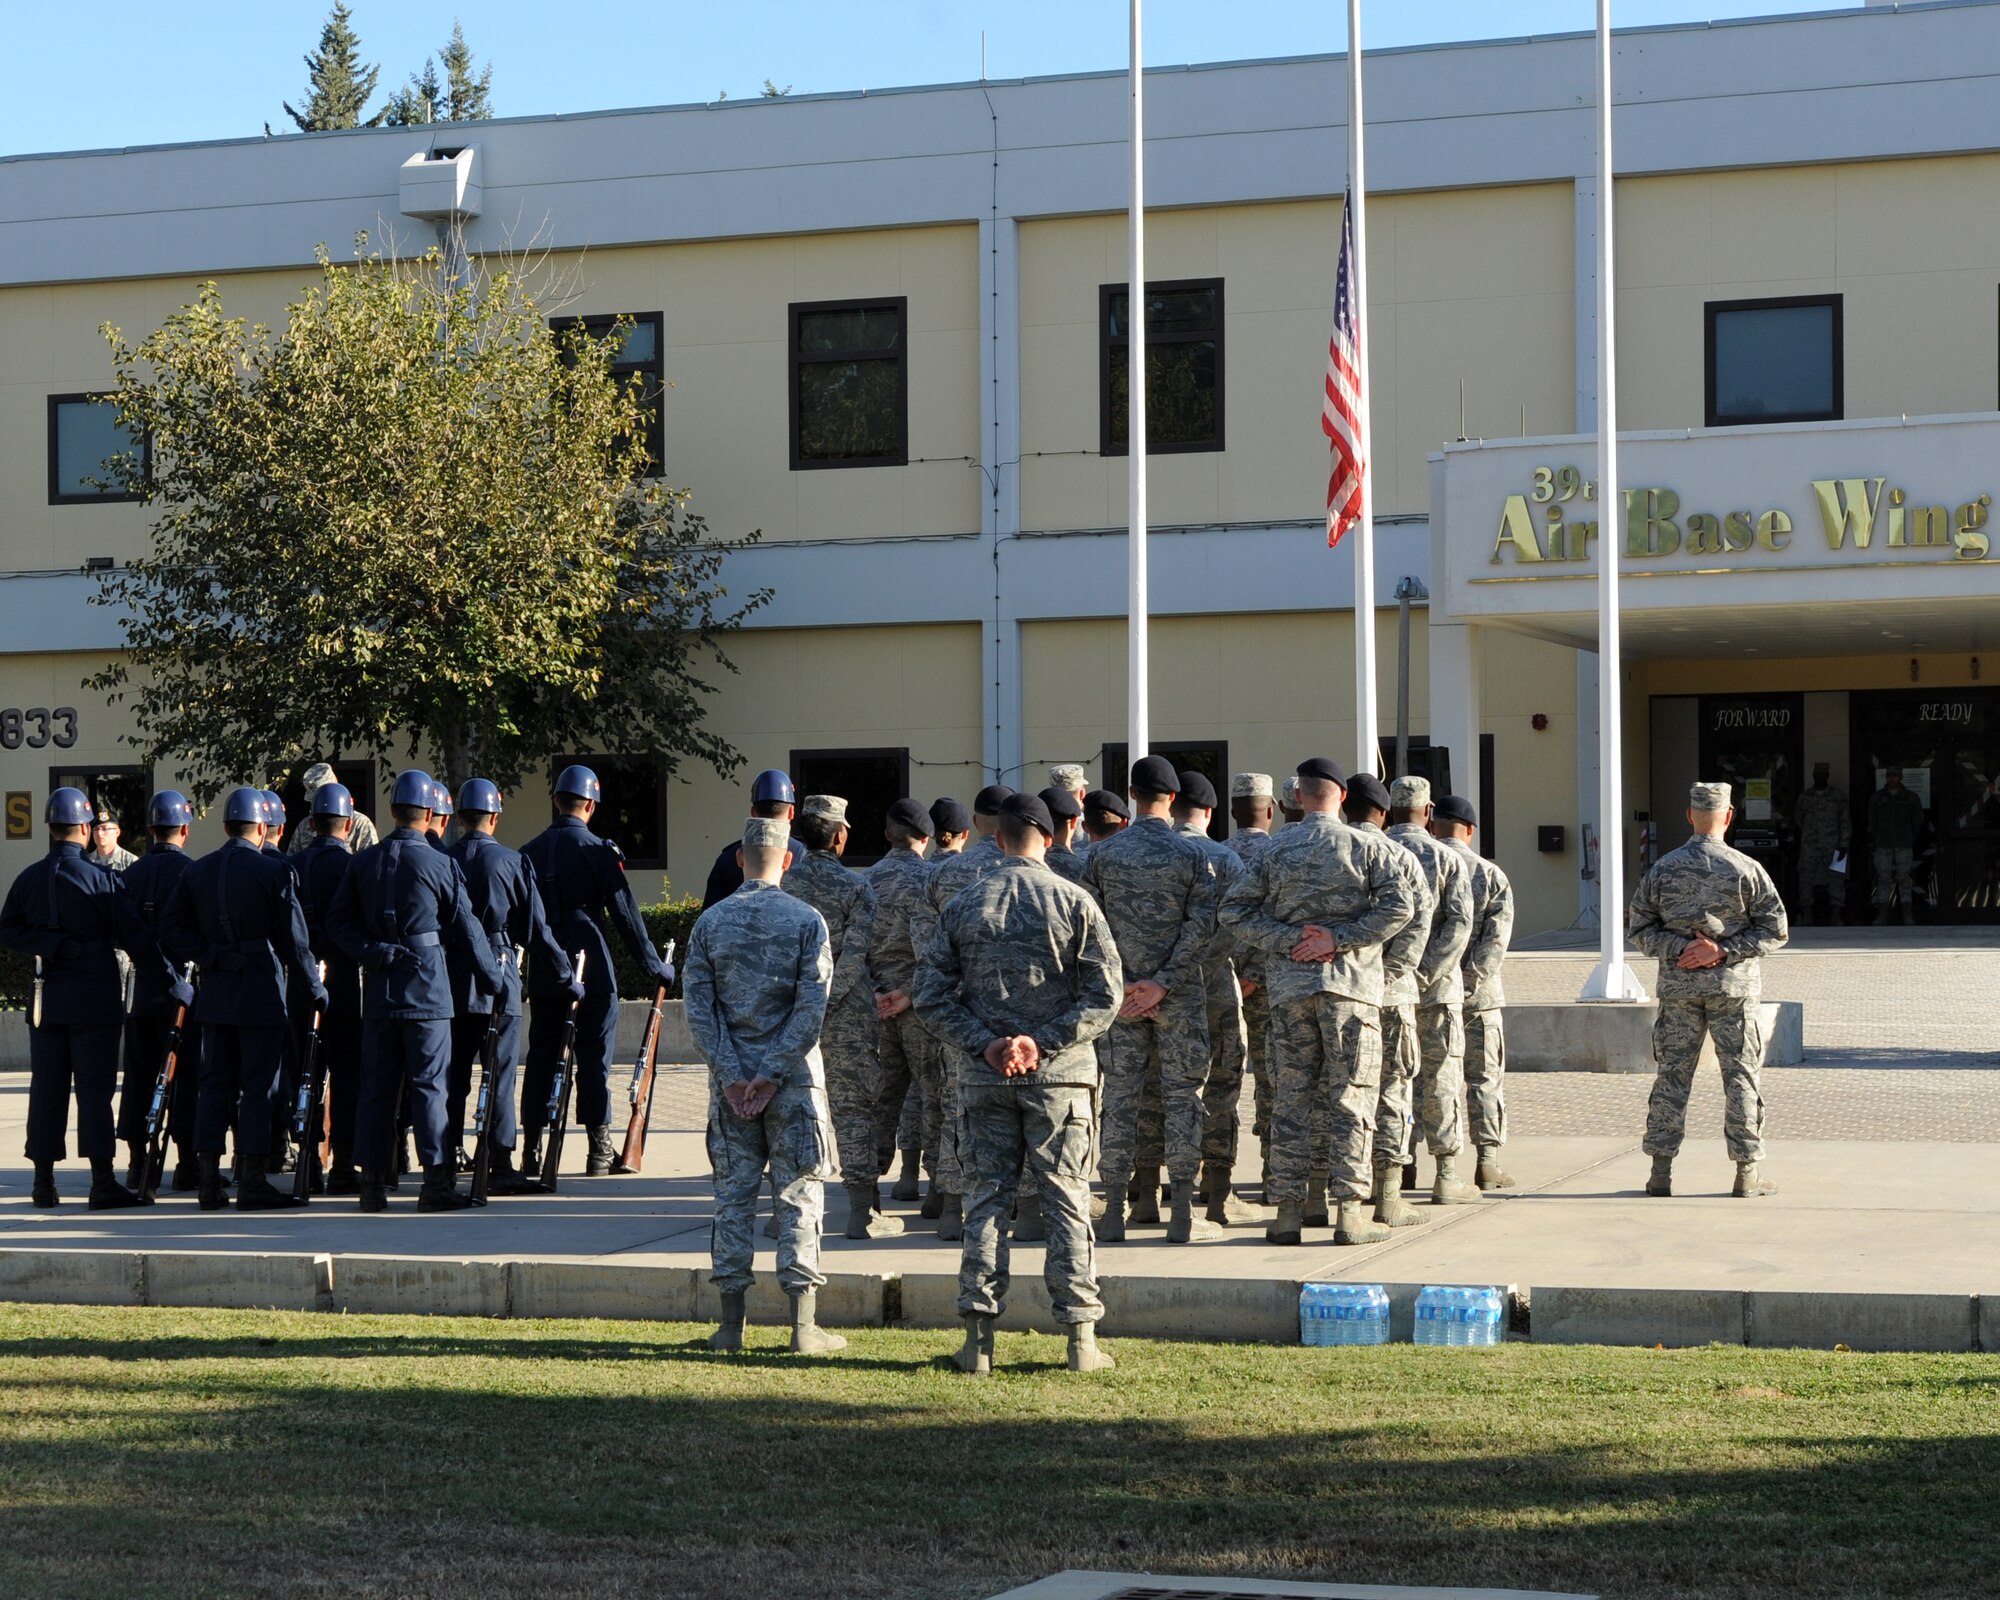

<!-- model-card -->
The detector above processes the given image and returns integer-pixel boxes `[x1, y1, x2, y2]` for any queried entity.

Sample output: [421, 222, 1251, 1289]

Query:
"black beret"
[1346, 772, 1391, 814]
[1084, 788, 1130, 821]
[930, 796, 972, 834]
[1434, 794, 1478, 828]
[1129, 754, 1180, 795]
[1176, 770, 1219, 810]
[972, 783, 1016, 816]
[886, 797, 932, 835]
[1296, 756, 1347, 786]
[1037, 785, 1082, 820]
[999, 791, 1054, 838]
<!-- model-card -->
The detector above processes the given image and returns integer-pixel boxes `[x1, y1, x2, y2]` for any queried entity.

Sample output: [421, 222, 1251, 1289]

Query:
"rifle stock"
[468, 1015, 501, 1206]
[290, 963, 328, 1203]
[539, 949, 586, 1193]
[614, 980, 671, 1174]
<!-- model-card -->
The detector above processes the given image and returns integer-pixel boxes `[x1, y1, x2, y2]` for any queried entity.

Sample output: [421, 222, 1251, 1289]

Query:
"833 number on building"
[0, 707, 79, 749]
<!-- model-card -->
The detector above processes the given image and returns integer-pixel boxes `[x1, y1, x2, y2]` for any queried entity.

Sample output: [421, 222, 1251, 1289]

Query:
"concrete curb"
[1, 1247, 1993, 1352]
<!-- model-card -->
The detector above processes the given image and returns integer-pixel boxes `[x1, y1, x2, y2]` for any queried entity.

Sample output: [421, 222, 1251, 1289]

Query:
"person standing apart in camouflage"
[1224, 774, 1277, 1193]
[1867, 765, 1927, 925]
[917, 793, 1123, 1374]
[1629, 781, 1788, 1198]
[1084, 757, 1219, 1244]
[1220, 758, 1417, 1247]
[287, 763, 380, 854]
[687, 818, 845, 1355]
[867, 799, 937, 1208]
[785, 795, 901, 1240]
[1432, 796, 1517, 1191]
[1793, 762, 1851, 926]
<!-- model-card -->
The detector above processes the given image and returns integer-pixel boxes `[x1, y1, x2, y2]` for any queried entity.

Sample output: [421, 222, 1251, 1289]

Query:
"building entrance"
[1850, 689, 2000, 924]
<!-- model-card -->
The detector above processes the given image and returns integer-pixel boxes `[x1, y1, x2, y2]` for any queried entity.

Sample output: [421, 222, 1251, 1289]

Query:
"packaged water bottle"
[1465, 1286, 1505, 1347]
[1299, 1282, 1326, 1346]
[1302, 1283, 1389, 1346]
[1448, 1286, 1471, 1346]
[1414, 1284, 1449, 1346]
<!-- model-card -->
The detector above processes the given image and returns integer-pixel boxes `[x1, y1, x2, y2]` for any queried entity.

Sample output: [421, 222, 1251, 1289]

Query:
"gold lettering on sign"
[1812, 478, 1886, 550]
[1756, 510, 1792, 551]
[1686, 512, 1723, 555]
[1492, 494, 1544, 562]
[1956, 497, 1991, 560]
[1909, 505, 1951, 548]
[1627, 487, 1681, 557]
[1723, 511, 1757, 553]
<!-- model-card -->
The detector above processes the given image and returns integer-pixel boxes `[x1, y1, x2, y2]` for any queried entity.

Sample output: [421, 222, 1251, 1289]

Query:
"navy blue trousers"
[196, 1024, 285, 1157]
[358, 1017, 451, 1173]
[521, 991, 615, 1132]
[448, 1011, 523, 1152]
[25, 1022, 123, 1164]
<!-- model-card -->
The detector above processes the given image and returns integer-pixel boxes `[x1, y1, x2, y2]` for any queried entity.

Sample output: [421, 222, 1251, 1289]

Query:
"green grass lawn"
[0, 1304, 1994, 1600]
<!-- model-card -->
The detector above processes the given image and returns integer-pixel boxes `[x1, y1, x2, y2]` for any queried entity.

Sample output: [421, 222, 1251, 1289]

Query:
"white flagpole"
[1126, 0, 1149, 766]
[1581, 0, 1646, 1003]
[1347, 0, 1379, 775]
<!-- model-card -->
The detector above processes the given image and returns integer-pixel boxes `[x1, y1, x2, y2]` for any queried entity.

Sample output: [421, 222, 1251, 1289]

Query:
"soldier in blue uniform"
[0, 788, 188, 1209]
[521, 764, 671, 1179]
[158, 786, 325, 1211]
[291, 782, 365, 1193]
[699, 768, 806, 910]
[446, 778, 581, 1193]
[329, 769, 502, 1212]
[115, 789, 202, 1193]
[427, 781, 454, 846]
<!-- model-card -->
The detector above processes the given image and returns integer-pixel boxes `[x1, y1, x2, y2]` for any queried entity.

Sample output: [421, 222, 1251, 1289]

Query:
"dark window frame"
[787, 296, 910, 471]
[1099, 277, 1227, 458]
[555, 751, 667, 871]
[1101, 739, 1230, 840]
[787, 746, 913, 867]
[47, 392, 149, 505]
[548, 311, 665, 477]
[1703, 293, 1843, 429]
[48, 762, 154, 855]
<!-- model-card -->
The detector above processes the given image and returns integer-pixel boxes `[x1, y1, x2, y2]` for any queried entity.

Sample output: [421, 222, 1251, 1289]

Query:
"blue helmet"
[262, 790, 287, 828]
[311, 782, 354, 818]
[46, 787, 94, 827]
[391, 769, 437, 809]
[148, 790, 195, 828]
[223, 786, 266, 824]
[751, 768, 796, 806]
[553, 764, 601, 803]
[458, 778, 503, 815]
[432, 782, 455, 818]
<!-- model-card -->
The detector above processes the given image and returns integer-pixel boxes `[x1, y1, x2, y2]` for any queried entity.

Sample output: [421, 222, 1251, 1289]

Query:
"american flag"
[1322, 192, 1366, 547]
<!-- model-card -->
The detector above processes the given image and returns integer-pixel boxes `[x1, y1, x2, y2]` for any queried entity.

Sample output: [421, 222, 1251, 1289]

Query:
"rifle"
[613, 948, 674, 1175]
[539, 949, 587, 1193]
[132, 963, 195, 1203]
[289, 963, 328, 1203]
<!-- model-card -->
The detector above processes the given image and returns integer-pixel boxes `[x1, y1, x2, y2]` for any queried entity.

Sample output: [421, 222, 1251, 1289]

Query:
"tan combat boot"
[934, 1192, 964, 1241]
[1204, 1166, 1259, 1225]
[708, 1291, 746, 1353]
[1128, 1164, 1163, 1225]
[1371, 1163, 1427, 1228]
[1432, 1154, 1479, 1205]
[1646, 1155, 1673, 1197]
[1732, 1161, 1777, 1197]
[1474, 1146, 1518, 1191]
[1165, 1177, 1223, 1243]
[891, 1148, 922, 1203]
[1094, 1192, 1127, 1243]
[952, 1314, 995, 1375]
[1066, 1323, 1116, 1372]
[1266, 1201, 1304, 1246]
[789, 1292, 848, 1355]
[1334, 1197, 1392, 1246]
[1303, 1171, 1331, 1228]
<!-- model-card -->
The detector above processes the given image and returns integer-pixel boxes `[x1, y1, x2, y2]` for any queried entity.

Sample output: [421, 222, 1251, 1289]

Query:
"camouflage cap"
[1048, 763, 1088, 791]
[800, 794, 849, 825]
[302, 762, 337, 790]
[1230, 772, 1273, 799]
[1280, 774, 1300, 805]
[1690, 781, 1733, 812]
[743, 817, 791, 851]
[1389, 775, 1432, 810]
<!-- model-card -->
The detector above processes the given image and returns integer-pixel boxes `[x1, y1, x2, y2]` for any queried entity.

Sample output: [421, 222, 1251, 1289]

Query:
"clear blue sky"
[2, 1, 1843, 158]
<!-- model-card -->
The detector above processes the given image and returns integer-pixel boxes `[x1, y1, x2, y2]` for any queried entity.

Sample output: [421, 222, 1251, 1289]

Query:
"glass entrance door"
[1698, 693, 1804, 915]
[1850, 689, 2000, 925]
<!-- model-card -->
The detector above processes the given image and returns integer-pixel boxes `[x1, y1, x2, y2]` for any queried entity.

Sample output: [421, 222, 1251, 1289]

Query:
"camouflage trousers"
[1465, 1009, 1508, 1150]
[876, 1010, 943, 1176]
[958, 1081, 1103, 1326]
[1413, 1003, 1467, 1158]
[1099, 991, 1210, 1188]
[822, 998, 885, 1190]
[1873, 847, 1917, 912]
[1643, 995, 1766, 1163]
[1372, 1002, 1421, 1170]
[1266, 992, 1380, 1207]
[706, 1082, 837, 1296]
[1198, 955, 1249, 1167]
[1241, 978, 1273, 1148]
[1798, 845, 1846, 908]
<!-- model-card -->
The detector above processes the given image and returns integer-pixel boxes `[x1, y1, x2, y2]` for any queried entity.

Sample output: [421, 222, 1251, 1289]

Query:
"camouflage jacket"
[1388, 822, 1475, 1007]
[781, 849, 877, 1017]
[910, 835, 1006, 985]
[913, 856, 1123, 1088]
[1046, 838, 1089, 886]
[862, 845, 931, 997]
[1080, 815, 1216, 997]
[1447, 839, 1514, 1010]
[684, 879, 832, 1089]
[1365, 821, 1433, 1007]
[287, 811, 380, 855]
[1218, 811, 1419, 1008]
[1628, 834, 1788, 998]
[1794, 785, 1851, 851]
[1175, 820, 1245, 974]
[1221, 828, 1272, 982]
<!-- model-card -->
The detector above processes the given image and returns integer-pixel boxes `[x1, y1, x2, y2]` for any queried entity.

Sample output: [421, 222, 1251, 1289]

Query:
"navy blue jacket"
[700, 835, 807, 910]
[292, 835, 363, 1020]
[445, 830, 573, 1017]
[0, 843, 178, 1026]
[521, 814, 659, 1001]
[120, 842, 197, 1021]
[158, 837, 319, 1028]
[328, 827, 502, 1021]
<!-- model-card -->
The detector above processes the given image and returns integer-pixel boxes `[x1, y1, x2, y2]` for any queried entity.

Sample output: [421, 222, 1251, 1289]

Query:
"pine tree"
[383, 58, 443, 127]
[440, 21, 493, 121]
[279, 3, 383, 132]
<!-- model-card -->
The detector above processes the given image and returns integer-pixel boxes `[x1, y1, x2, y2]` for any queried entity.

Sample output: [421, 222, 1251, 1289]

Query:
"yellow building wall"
[1617, 154, 2000, 430]
[1018, 186, 1576, 531]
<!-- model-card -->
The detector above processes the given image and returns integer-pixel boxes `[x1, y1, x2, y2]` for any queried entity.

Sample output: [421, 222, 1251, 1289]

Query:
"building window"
[1704, 295, 1842, 427]
[549, 312, 664, 476]
[1101, 739, 1229, 839]
[49, 764, 152, 858]
[789, 748, 911, 867]
[558, 753, 666, 869]
[48, 393, 147, 504]
[1101, 279, 1225, 456]
[789, 298, 908, 470]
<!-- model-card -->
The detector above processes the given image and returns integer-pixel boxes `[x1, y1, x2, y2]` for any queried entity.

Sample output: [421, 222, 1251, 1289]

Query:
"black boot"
[123, 1140, 147, 1191]
[485, 1148, 535, 1196]
[417, 1164, 473, 1213]
[31, 1161, 58, 1209]
[521, 1130, 544, 1181]
[585, 1125, 616, 1177]
[88, 1156, 142, 1211]
[237, 1153, 305, 1211]
[170, 1149, 202, 1192]
[358, 1169, 389, 1213]
[326, 1147, 360, 1195]
[197, 1153, 227, 1212]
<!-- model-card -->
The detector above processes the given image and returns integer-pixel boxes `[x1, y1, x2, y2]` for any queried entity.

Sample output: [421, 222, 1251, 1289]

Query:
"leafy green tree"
[278, 3, 383, 133]
[90, 242, 766, 802]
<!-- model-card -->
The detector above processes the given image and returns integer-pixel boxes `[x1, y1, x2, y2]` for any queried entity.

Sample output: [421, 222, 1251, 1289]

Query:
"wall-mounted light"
[84, 556, 113, 572]
[1531, 713, 1549, 731]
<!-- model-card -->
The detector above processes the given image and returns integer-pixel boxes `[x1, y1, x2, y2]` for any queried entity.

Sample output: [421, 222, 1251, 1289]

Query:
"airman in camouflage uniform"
[1433, 795, 1517, 1192]
[686, 818, 845, 1356]
[916, 792, 1123, 1374]
[1793, 762, 1850, 925]
[1083, 757, 1219, 1244]
[1629, 780, 1788, 1198]
[783, 795, 902, 1240]
[287, 763, 380, 854]
[1040, 786, 1090, 885]
[1220, 758, 1417, 1247]
[866, 798, 937, 1209]
[1225, 773, 1277, 1192]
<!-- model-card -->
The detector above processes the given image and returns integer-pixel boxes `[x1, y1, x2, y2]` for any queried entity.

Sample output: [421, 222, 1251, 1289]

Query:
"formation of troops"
[3, 751, 1787, 1372]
